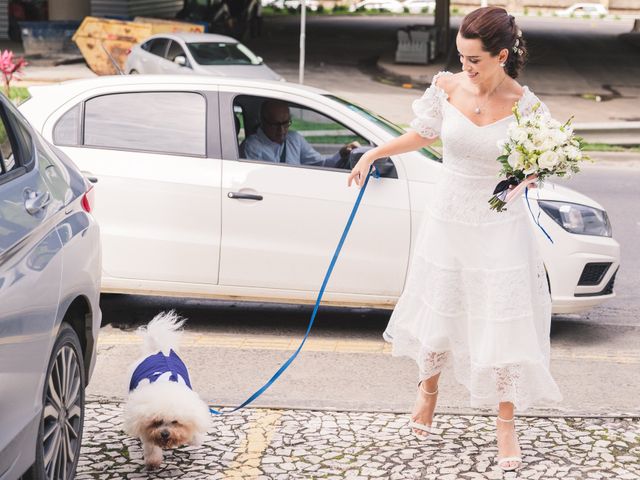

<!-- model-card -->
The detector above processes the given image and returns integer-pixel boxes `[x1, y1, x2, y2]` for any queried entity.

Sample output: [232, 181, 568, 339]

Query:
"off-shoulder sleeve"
[410, 71, 452, 139]
[518, 86, 550, 117]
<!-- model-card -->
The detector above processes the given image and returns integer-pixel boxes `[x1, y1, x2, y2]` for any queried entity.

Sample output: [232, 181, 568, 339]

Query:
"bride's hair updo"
[459, 6, 527, 79]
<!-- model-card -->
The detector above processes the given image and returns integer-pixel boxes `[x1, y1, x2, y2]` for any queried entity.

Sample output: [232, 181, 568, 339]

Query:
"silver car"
[125, 32, 282, 81]
[0, 93, 101, 479]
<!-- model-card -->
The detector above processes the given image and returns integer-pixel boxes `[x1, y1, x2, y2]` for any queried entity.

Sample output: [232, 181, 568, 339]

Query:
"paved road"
[76, 401, 640, 479]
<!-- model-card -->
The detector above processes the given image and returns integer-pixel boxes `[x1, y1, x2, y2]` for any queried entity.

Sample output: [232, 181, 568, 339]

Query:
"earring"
[500, 62, 506, 67]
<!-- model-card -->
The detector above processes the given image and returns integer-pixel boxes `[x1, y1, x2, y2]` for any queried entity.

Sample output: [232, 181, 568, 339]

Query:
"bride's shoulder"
[430, 71, 462, 95]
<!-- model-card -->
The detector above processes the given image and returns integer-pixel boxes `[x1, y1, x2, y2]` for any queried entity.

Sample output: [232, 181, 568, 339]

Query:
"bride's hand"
[524, 173, 538, 189]
[347, 151, 376, 187]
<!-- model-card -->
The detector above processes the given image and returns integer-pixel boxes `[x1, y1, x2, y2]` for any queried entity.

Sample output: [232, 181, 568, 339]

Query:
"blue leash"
[209, 166, 380, 415]
[525, 186, 553, 244]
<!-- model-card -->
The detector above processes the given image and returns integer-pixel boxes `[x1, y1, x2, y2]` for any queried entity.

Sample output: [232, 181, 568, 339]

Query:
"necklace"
[474, 75, 507, 115]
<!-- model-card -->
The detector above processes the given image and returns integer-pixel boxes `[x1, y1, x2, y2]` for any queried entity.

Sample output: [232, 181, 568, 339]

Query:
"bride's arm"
[347, 131, 438, 187]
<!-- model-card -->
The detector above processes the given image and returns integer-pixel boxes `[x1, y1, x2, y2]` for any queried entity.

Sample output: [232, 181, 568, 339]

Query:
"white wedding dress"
[384, 71, 562, 411]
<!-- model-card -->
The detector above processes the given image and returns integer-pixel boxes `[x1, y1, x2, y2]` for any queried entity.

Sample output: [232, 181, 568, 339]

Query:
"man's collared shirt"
[243, 127, 341, 167]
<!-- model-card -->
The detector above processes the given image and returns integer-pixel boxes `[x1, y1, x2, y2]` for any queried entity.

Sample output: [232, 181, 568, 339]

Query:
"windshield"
[187, 42, 262, 66]
[326, 94, 441, 162]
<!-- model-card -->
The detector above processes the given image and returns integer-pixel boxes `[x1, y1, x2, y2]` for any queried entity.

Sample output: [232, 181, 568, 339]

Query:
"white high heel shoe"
[496, 415, 523, 471]
[409, 382, 438, 439]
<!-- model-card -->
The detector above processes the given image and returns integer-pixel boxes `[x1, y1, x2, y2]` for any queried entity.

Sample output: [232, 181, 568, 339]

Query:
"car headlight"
[538, 200, 612, 237]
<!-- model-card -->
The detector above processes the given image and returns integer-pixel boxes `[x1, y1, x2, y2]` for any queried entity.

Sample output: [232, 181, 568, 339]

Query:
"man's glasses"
[263, 119, 292, 129]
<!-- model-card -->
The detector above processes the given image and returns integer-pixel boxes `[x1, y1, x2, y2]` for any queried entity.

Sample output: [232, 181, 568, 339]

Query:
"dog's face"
[141, 417, 196, 449]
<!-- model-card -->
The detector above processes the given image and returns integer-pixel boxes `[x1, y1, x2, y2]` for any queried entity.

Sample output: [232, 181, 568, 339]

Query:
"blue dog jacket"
[129, 350, 192, 392]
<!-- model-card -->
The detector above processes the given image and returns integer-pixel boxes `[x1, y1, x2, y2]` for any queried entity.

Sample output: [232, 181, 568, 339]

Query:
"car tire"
[24, 323, 86, 480]
[129, 69, 139, 74]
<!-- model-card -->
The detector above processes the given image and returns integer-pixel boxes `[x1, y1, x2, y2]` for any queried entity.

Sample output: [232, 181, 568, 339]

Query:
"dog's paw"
[145, 459, 162, 470]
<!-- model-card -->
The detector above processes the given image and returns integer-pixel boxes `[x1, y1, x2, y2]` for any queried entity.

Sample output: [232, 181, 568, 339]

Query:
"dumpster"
[72, 16, 205, 75]
[395, 25, 439, 65]
[20, 20, 82, 56]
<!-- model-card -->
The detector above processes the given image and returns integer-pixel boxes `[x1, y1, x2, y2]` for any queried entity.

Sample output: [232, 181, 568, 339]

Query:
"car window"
[83, 92, 206, 156]
[187, 42, 261, 65]
[233, 95, 399, 175]
[326, 94, 441, 162]
[148, 38, 170, 57]
[141, 40, 152, 52]
[0, 110, 16, 174]
[166, 40, 186, 62]
[53, 103, 81, 146]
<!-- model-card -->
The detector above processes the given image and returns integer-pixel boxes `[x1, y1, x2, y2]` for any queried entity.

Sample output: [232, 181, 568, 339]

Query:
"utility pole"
[298, 0, 306, 84]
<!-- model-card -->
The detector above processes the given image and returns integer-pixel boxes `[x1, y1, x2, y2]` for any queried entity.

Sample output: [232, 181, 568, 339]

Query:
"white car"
[555, 3, 608, 17]
[125, 32, 282, 81]
[19, 75, 620, 314]
[402, 0, 435, 14]
[349, 0, 406, 14]
[269, 0, 320, 11]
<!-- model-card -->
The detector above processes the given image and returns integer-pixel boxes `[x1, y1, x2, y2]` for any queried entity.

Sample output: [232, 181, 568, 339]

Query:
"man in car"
[242, 100, 359, 167]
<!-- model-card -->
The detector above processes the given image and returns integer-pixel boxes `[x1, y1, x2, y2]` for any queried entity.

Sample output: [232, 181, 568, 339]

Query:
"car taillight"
[126, 48, 131, 55]
[81, 185, 94, 213]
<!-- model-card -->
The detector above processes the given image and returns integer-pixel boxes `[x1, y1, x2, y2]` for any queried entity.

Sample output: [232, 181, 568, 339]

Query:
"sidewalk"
[78, 399, 639, 479]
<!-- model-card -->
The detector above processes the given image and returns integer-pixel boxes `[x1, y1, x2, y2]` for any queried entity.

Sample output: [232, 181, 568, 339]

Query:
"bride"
[348, 6, 562, 472]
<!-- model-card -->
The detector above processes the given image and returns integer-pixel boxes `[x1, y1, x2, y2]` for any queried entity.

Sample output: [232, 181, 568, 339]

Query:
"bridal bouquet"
[489, 103, 589, 212]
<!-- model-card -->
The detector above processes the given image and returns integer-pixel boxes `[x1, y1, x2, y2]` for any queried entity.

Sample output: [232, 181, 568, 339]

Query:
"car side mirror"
[348, 146, 397, 179]
[174, 55, 188, 67]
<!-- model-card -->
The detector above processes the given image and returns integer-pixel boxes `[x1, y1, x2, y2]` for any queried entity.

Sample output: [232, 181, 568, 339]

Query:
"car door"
[0, 100, 65, 474]
[48, 88, 222, 290]
[144, 37, 170, 74]
[218, 90, 411, 305]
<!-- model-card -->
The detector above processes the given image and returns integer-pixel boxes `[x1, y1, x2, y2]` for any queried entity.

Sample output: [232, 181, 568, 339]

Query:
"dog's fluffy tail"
[138, 310, 186, 354]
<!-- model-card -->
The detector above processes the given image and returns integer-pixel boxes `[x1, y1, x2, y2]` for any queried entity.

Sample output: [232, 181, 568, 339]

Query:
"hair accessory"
[512, 38, 520, 53]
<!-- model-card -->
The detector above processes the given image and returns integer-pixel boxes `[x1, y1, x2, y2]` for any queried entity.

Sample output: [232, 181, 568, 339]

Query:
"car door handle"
[228, 191, 263, 201]
[24, 190, 52, 215]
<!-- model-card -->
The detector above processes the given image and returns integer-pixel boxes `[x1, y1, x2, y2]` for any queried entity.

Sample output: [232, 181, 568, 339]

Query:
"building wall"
[50, 0, 91, 20]
[90, 0, 183, 18]
[0, 0, 7, 38]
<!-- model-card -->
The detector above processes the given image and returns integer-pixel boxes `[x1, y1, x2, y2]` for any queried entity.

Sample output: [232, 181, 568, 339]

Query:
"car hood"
[195, 64, 282, 81]
[535, 181, 605, 210]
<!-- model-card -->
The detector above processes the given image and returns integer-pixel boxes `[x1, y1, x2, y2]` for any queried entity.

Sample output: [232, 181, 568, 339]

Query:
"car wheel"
[129, 69, 139, 74]
[26, 324, 86, 480]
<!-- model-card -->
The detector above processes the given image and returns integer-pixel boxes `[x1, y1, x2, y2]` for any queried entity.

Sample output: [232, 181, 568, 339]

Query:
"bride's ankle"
[418, 381, 438, 397]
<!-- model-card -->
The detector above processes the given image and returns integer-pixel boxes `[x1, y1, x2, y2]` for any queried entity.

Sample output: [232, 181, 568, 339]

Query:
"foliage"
[0, 50, 27, 99]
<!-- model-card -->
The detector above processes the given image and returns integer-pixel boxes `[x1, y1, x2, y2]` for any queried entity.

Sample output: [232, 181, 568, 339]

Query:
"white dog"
[123, 311, 211, 469]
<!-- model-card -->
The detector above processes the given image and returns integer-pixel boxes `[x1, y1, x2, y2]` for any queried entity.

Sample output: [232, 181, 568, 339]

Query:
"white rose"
[510, 127, 529, 144]
[507, 150, 524, 169]
[549, 129, 566, 146]
[523, 139, 536, 152]
[564, 146, 582, 161]
[540, 137, 558, 152]
[538, 150, 561, 169]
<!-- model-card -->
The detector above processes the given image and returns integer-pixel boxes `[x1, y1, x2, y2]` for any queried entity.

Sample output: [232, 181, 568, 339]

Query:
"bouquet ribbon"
[525, 186, 554, 244]
[209, 166, 380, 415]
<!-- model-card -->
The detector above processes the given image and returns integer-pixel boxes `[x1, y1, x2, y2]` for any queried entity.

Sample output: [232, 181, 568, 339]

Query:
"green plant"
[0, 50, 27, 98]
[451, 6, 460, 15]
[523, 7, 529, 15]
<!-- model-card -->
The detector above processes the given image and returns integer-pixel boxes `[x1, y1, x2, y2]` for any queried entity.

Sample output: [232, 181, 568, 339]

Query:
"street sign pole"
[299, 0, 306, 84]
